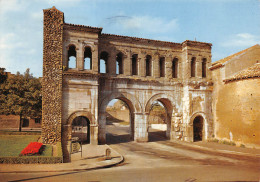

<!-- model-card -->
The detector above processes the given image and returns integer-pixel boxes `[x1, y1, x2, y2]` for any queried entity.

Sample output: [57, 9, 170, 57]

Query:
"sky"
[0, 0, 259, 78]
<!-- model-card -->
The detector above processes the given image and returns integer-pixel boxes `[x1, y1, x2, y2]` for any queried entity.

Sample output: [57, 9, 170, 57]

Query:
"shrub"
[20, 142, 43, 156]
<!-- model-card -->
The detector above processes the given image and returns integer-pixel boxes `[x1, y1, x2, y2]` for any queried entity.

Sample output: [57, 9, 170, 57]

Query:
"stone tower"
[42, 7, 64, 144]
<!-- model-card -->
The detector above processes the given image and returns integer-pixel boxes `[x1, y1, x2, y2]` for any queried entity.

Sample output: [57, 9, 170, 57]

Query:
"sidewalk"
[0, 144, 124, 173]
[172, 140, 260, 157]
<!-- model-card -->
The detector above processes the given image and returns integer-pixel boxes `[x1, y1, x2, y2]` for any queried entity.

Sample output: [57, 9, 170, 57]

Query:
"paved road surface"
[1, 125, 259, 182]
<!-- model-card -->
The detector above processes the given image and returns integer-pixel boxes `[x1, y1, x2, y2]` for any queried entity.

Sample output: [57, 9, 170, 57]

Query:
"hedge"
[0, 130, 41, 135]
[0, 156, 63, 164]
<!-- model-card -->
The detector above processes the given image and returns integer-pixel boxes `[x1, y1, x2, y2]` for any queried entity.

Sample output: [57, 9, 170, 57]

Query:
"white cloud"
[222, 33, 260, 47]
[0, 0, 28, 15]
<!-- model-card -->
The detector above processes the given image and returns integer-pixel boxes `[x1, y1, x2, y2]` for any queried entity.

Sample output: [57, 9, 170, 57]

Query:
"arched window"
[159, 57, 165, 77]
[116, 52, 123, 75]
[191, 57, 196, 77]
[99, 51, 109, 73]
[172, 58, 178, 78]
[202, 58, 207, 78]
[68, 45, 76, 69]
[84, 47, 92, 70]
[132, 54, 138, 76]
[146, 55, 152, 76]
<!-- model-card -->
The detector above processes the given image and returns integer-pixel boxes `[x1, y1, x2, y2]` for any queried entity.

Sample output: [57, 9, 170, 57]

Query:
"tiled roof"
[64, 23, 103, 31]
[210, 44, 260, 70]
[224, 63, 260, 83]
[101, 33, 181, 46]
[64, 23, 211, 47]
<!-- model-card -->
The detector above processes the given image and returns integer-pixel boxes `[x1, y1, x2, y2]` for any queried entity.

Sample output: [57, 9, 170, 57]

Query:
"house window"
[132, 54, 138, 75]
[202, 58, 207, 78]
[146, 55, 152, 76]
[191, 57, 196, 77]
[116, 52, 123, 75]
[99, 51, 109, 73]
[159, 57, 165, 77]
[84, 47, 92, 70]
[172, 58, 178, 78]
[68, 45, 77, 69]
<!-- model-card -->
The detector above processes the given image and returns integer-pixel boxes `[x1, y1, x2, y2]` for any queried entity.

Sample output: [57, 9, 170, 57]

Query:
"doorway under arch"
[147, 100, 170, 142]
[71, 116, 90, 144]
[105, 98, 134, 144]
[193, 115, 203, 142]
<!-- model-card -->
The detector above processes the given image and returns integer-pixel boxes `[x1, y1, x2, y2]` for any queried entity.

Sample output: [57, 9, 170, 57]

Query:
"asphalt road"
[1, 125, 259, 182]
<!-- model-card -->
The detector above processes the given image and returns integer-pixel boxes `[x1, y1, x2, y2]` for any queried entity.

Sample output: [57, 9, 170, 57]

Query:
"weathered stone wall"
[42, 7, 64, 144]
[214, 79, 260, 147]
[211, 51, 260, 147]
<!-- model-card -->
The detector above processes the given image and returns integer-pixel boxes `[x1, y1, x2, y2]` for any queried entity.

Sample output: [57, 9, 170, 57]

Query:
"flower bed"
[20, 142, 43, 156]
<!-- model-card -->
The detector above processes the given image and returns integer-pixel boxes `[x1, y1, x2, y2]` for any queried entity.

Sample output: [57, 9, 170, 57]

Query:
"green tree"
[0, 68, 42, 132]
[0, 68, 7, 84]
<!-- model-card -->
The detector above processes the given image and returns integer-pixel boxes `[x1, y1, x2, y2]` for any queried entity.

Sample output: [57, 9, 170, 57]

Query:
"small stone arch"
[130, 52, 139, 57]
[189, 112, 208, 141]
[65, 111, 97, 146]
[66, 43, 78, 50]
[67, 110, 95, 125]
[82, 43, 95, 52]
[115, 49, 127, 58]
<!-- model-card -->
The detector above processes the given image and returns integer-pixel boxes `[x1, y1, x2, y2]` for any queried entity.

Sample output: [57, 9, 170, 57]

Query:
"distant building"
[0, 115, 41, 130]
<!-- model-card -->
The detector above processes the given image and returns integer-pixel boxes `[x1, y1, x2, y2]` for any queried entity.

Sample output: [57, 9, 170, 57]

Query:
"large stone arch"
[189, 112, 208, 141]
[99, 92, 142, 114]
[98, 91, 142, 144]
[145, 93, 177, 114]
[145, 93, 178, 140]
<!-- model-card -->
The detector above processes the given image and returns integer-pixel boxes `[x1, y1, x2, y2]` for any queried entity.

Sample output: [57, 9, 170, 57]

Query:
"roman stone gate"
[42, 7, 214, 159]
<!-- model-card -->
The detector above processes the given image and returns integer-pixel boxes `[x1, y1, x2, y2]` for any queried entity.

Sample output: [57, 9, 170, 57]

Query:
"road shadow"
[148, 131, 168, 142]
[106, 133, 132, 144]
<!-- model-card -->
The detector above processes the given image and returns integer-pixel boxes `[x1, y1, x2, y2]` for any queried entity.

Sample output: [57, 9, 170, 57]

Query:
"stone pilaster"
[134, 113, 148, 142]
[124, 52, 131, 76]
[165, 56, 172, 79]
[77, 43, 84, 71]
[109, 52, 116, 75]
[139, 53, 146, 77]
[92, 44, 99, 73]
[196, 57, 202, 78]
[153, 54, 160, 78]
[98, 111, 106, 144]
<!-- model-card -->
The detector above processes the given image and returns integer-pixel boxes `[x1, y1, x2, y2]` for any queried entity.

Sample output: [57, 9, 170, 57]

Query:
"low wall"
[150, 124, 167, 131]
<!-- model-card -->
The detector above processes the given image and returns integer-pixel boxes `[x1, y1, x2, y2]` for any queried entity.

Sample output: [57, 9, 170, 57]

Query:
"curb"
[0, 145, 124, 173]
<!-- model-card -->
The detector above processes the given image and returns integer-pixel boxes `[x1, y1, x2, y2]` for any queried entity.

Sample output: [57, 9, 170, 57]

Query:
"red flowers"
[20, 142, 43, 156]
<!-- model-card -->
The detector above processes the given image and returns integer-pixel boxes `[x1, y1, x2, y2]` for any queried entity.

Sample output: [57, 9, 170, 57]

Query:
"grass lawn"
[41, 145, 52, 156]
[0, 135, 41, 156]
